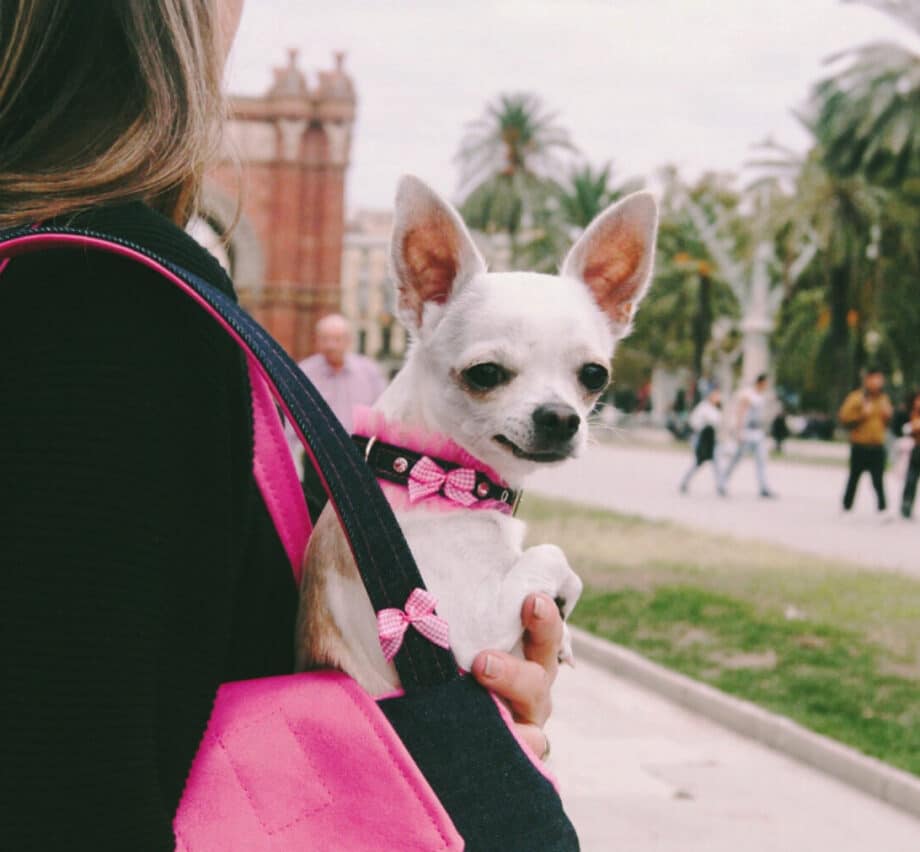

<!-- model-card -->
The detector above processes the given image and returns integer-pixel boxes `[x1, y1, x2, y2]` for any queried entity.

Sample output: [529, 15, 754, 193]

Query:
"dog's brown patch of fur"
[295, 506, 358, 671]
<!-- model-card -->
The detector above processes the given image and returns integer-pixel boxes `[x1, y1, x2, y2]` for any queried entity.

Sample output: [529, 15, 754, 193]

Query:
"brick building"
[203, 49, 356, 360]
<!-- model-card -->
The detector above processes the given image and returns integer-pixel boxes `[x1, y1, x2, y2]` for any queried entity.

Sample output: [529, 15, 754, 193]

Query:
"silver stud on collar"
[393, 457, 409, 474]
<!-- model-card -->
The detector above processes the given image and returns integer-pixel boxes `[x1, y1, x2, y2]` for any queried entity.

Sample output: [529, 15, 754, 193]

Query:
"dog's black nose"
[532, 404, 581, 442]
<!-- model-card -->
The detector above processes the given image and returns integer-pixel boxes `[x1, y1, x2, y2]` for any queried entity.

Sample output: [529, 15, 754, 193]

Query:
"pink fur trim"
[354, 407, 506, 483]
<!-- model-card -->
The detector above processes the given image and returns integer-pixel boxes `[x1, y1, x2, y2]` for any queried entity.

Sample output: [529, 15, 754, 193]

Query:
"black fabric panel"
[380, 677, 580, 852]
[0, 221, 458, 689]
[0, 232, 296, 850]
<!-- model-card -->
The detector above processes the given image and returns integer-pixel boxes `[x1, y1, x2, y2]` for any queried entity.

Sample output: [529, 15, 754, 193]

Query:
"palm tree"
[751, 142, 888, 404]
[455, 93, 575, 257]
[518, 163, 642, 272]
[807, 0, 920, 186]
[615, 169, 741, 390]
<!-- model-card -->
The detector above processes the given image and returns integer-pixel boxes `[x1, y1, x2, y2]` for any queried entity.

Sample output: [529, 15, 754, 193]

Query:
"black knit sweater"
[0, 203, 298, 850]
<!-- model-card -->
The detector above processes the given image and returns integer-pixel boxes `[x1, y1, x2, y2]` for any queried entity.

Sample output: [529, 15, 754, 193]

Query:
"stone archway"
[197, 183, 266, 312]
[203, 49, 356, 361]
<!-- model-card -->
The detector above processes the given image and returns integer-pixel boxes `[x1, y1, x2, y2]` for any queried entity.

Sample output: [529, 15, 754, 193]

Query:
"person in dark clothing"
[0, 3, 562, 848]
[891, 395, 912, 439]
[900, 392, 920, 519]
[771, 409, 790, 454]
[679, 387, 724, 495]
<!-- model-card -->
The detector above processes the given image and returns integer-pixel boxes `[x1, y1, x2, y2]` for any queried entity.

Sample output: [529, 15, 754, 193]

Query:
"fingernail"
[533, 596, 546, 619]
[483, 654, 502, 678]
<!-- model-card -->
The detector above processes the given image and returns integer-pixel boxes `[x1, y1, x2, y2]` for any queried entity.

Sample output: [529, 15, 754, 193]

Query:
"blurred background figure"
[293, 314, 387, 521]
[838, 367, 893, 518]
[300, 313, 387, 433]
[679, 386, 724, 495]
[666, 386, 692, 441]
[771, 406, 790, 454]
[899, 391, 920, 520]
[891, 390, 915, 482]
[719, 373, 776, 498]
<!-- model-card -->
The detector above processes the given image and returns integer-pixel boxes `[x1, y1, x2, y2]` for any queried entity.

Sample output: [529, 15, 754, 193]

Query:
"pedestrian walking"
[719, 373, 776, 498]
[838, 368, 893, 517]
[900, 391, 920, 520]
[679, 387, 724, 495]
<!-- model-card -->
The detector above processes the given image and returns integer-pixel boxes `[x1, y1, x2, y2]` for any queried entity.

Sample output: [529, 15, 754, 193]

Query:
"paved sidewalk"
[528, 440, 915, 574]
[550, 659, 920, 852]
[534, 440, 918, 848]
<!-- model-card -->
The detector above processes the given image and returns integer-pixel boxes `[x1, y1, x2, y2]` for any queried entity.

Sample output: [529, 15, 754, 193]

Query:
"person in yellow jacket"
[838, 368, 893, 514]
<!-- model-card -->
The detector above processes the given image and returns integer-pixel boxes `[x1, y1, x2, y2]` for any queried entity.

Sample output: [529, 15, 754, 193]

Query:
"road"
[528, 438, 915, 574]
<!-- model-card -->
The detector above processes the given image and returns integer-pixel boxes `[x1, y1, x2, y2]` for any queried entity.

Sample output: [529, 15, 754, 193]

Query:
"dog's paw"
[559, 622, 576, 667]
[511, 544, 583, 613]
[518, 543, 570, 581]
[553, 570, 584, 621]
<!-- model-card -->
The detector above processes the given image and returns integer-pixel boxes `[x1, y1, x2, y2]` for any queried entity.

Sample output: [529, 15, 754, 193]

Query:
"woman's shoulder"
[2, 202, 235, 337]
[0, 204, 248, 401]
[62, 201, 236, 297]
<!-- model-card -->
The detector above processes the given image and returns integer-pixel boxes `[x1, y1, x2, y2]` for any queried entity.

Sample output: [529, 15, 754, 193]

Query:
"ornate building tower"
[205, 49, 356, 360]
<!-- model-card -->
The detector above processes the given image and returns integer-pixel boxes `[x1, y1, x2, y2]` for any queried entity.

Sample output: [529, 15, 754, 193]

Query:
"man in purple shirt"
[299, 314, 388, 433]
[294, 314, 387, 520]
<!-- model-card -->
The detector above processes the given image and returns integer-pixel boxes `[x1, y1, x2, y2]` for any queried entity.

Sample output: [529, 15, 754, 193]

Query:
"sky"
[226, 0, 918, 213]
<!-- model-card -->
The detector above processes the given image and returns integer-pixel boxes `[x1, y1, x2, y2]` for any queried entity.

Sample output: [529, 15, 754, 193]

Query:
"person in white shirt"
[719, 373, 777, 499]
[679, 386, 724, 495]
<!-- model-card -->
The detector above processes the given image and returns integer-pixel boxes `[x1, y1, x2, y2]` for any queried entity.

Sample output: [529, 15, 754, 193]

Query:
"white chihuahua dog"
[296, 176, 658, 695]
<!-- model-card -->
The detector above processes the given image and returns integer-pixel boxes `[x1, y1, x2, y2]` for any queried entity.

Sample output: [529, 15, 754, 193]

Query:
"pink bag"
[175, 671, 462, 850]
[176, 363, 463, 851]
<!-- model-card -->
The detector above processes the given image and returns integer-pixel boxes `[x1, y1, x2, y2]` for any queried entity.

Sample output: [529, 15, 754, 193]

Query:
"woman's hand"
[470, 593, 562, 759]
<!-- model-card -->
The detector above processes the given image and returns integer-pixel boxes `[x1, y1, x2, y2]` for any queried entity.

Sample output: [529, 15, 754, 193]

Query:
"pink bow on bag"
[377, 588, 451, 662]
[408, 456, 478, 506]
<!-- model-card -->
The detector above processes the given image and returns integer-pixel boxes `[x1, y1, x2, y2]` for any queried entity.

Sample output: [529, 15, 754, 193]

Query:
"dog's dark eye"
[579, 363, 609, 392]
[463, 362, 511, 391]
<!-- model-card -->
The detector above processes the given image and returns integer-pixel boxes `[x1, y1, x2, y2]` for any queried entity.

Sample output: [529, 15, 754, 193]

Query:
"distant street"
[528, 438, 915, 575]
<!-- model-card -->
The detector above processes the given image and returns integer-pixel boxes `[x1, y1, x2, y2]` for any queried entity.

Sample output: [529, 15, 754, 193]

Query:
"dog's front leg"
[499, 544, 583, 663]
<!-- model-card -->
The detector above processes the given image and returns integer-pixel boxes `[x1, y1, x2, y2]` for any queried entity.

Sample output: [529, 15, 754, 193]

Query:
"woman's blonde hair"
[0, 0, 224, 228]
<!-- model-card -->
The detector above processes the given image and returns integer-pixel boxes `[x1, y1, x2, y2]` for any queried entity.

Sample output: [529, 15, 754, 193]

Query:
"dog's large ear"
[561, 191, 658, 336]
[390, 175, 487, 331]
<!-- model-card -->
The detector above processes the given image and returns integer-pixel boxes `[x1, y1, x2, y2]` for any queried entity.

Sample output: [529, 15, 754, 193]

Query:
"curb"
[572, 627, 920, 820]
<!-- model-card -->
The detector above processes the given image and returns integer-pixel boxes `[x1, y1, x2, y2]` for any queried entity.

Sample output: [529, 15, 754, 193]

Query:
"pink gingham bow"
[408, 456, 478, 506]
[376, 588, 451, 662]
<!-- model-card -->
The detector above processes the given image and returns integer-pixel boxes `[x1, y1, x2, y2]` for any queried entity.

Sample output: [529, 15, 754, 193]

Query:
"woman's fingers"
[520, 593, 563, 679]
[514, 722, 549, 761]
[471, 594, 564, 727]
[471, 651, 552, 725]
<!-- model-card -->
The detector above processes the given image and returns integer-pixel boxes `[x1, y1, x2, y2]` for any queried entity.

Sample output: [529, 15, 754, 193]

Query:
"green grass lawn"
[520, 494, 920, 776]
